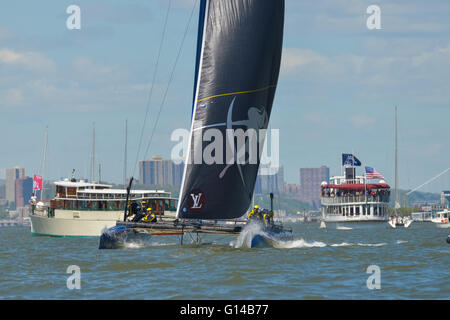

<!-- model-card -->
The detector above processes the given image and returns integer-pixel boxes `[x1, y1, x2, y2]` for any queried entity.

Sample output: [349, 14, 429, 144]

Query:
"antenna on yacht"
[90, 122, 95, 183]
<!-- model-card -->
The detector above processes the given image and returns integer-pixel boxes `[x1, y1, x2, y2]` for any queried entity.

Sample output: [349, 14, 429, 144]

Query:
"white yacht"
[30, 178, 177, 237]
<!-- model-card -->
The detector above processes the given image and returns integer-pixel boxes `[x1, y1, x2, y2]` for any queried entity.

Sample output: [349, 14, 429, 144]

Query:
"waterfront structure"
[299, 166, 330, 209]
[139, 156, 184, 186]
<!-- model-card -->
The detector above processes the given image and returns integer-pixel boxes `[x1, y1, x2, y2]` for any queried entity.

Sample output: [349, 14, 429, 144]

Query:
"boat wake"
[231, 222, 269, 248]
[336, 225, 353, 230]
[272, 239, 327, 249]
[330, 242, 387, 247]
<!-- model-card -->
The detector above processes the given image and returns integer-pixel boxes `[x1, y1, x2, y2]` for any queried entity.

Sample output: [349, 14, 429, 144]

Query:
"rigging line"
[132, 0, 173, 178]
[142, 0, 198, 163]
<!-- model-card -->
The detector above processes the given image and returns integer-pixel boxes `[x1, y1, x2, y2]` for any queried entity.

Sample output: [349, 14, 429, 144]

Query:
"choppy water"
[0, 222, 449, 299]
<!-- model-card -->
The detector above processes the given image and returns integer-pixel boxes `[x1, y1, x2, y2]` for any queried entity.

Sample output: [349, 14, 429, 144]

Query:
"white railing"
[321, 195, 389, 205]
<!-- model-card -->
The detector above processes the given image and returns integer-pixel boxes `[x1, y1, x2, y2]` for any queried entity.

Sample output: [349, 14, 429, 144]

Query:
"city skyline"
[1, 1, 450, 193]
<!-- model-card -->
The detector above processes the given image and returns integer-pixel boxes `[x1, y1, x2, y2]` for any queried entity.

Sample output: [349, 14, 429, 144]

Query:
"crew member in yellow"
[263, 210, 274, 226]
[248, 205, 261, 220]
[142, 207, 157, 223]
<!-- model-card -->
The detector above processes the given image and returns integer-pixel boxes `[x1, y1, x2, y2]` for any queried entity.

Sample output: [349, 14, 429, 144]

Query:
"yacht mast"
[39, 125, 48, 200]
[124, 119, 128, 186]
[394, 106, 399, 214]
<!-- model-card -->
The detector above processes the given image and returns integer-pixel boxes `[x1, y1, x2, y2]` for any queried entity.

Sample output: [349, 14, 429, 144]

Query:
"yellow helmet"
[147, 207, 152, 211]
[254, 205, 259, 209]
[142, 201, 146, 204]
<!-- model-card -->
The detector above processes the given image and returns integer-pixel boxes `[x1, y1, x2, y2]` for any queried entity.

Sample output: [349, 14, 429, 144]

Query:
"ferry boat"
[321, 166, 390, 222]
[30, 178, 178, 237]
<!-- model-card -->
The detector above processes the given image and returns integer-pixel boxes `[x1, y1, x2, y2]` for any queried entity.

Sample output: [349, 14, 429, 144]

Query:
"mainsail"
[177, 0, 285, 220]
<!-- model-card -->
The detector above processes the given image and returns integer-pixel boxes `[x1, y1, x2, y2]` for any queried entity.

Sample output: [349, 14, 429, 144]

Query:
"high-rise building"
[299, 166, 329, 209]
[254, 166, 284, 195]
[15, 177, 33, 209]
[284, 183, 301, 199]
[139, 156, 184, 186]
[0, 184, 5, 199]
[5, 166, 25, 206]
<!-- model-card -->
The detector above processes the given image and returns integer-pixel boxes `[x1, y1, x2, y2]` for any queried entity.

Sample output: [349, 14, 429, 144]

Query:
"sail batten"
[178, 0, 284, 220]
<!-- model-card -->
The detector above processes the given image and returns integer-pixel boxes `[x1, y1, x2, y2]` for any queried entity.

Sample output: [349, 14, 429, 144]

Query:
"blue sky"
[1, 0, 450, 193]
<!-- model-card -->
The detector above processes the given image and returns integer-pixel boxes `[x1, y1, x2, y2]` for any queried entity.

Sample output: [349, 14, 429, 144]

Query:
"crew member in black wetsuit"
[132, 200, 147, 222]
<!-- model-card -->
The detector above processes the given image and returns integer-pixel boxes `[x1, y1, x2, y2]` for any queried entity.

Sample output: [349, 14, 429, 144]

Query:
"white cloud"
[0, 49, 21, 63]
[0, 48, 56, 72]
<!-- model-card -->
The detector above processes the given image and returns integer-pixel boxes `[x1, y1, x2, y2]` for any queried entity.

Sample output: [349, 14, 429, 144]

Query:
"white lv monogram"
[190, 193, 203, 209]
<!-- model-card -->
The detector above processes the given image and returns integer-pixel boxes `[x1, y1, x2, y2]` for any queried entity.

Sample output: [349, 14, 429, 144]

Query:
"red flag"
[33, 175, 43, 191]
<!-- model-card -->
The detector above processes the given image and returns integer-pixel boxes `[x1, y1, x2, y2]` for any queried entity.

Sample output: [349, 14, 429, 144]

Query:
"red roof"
[322, 183, 390, 191]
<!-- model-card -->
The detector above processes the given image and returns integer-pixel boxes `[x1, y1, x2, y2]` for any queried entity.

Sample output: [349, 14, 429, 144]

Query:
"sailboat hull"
[99, 220, 292, 249]
[250, 229, 293, 248]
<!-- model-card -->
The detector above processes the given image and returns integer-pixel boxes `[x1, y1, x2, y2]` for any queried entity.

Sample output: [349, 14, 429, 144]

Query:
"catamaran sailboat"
[99, 0, 292, 249]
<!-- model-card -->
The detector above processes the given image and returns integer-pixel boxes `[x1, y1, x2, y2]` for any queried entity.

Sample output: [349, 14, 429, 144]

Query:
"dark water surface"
[0, 222, 448, 299]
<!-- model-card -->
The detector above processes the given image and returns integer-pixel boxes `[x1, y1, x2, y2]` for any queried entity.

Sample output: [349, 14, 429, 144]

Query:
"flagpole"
[365, 169, 368, 208]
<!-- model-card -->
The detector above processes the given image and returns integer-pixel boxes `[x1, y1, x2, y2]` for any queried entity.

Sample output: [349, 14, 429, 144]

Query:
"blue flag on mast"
[342, 154, 361, 166]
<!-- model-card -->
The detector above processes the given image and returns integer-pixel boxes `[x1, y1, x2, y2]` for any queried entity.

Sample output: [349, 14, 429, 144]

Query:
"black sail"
[177, 0, 284, 219]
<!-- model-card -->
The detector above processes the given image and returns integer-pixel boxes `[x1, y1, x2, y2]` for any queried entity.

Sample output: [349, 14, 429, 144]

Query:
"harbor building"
[299, 166, 330, 209]
[139, 156, 184, 187]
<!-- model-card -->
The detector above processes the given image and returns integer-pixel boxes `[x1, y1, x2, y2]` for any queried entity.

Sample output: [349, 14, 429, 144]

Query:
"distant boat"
[431, 209, 449, 225]
[388, 216, 413, 229]
[99, 0, 292, 249]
